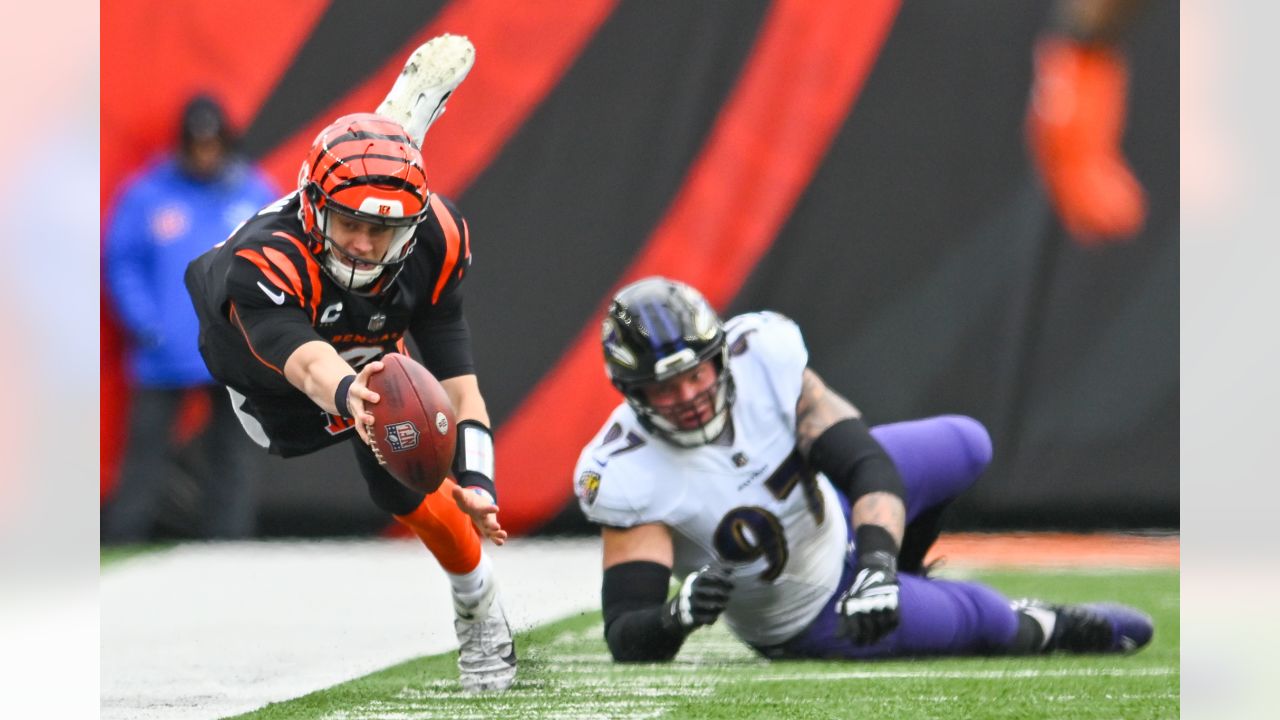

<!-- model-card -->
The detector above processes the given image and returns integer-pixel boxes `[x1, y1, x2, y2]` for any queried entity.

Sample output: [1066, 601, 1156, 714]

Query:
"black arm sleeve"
[807, 417, 906, 504]
[408, 280, 475, 380]
[602, 561, 688, 662]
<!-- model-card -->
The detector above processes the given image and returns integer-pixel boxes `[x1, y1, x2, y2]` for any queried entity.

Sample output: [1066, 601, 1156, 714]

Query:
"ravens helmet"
[602, 277, 734, 446]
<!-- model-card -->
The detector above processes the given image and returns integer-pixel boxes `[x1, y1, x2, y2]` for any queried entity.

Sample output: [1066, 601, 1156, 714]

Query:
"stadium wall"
[101, 0, 1178, 536]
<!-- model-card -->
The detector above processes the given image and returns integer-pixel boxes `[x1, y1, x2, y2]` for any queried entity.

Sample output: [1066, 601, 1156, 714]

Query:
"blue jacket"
[105, 155, 278, 387]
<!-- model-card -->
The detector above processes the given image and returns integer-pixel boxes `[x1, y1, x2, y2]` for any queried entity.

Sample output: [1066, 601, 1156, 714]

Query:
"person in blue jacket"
[103, 94, 277, 543]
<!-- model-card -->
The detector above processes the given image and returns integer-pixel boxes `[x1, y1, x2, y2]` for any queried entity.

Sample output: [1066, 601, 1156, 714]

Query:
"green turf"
[230, 568, 1178, 720]
[100, 542, 177, 569]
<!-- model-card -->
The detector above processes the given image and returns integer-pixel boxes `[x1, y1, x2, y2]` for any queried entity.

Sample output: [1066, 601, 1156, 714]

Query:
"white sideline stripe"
[100, 538, 601, 720]
[749, 667, 1178, 682]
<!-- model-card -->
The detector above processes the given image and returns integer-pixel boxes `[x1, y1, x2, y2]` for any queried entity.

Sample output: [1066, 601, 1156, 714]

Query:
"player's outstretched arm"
[796, 368, 906, 645]
[600, 524, 729, 662]
[283, 340, 384, 445]
[440, 374, 506, 544]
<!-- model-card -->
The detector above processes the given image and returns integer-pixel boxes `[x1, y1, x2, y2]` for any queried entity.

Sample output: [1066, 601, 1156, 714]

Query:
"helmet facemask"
[308, 186, 425, 294]
[623, 348, 736, 448]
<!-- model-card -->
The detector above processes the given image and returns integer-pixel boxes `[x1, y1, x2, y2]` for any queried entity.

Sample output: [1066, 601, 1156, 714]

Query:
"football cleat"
[376, 34, 475, 147]
[453, 579, 517, 692]
[1012, 598, 1154, 654]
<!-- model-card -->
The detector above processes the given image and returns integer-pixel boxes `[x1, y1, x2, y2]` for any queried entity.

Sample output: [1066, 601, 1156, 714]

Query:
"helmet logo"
[691, 302, 719, 340]
[602, 319, 637, 369]
[378, 204, 391, 216]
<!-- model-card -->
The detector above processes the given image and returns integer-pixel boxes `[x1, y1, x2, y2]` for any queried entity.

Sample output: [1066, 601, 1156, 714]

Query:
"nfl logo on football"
[384, 421, 420, 452]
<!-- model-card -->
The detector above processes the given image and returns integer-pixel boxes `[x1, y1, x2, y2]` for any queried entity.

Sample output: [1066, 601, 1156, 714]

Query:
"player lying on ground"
[185, 36, 517, 691]
[575, 277, 1153, 661]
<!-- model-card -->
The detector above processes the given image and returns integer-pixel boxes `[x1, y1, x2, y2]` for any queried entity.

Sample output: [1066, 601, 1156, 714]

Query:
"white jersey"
[574, 311, 848, 647]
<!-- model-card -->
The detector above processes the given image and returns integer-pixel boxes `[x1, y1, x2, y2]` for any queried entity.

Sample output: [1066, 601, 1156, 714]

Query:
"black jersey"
[185, 190, 475, 456]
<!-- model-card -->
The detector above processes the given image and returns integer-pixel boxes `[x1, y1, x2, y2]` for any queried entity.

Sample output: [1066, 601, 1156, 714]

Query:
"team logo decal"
[602, 319, 637, 369]
[368, 312, 387, 331]
[435, 411, 449, 435]
[378, 204, 392, 216]
[732, 452, 749, 468]
[385, 421, 420, 452]
[577, 470, 602, 505]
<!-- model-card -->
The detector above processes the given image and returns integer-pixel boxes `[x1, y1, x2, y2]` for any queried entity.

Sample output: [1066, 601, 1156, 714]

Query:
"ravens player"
[576, 277, 1154, 661]
[185, 100, 514, 688]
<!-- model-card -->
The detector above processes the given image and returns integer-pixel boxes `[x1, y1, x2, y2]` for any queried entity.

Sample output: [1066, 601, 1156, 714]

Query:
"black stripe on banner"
[458, 0, 773, 425]
[240, 0, 447, 159]
[729, 1, 1179, 530]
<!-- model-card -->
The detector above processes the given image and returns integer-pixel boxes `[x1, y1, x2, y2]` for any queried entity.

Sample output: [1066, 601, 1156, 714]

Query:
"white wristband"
[456, 420, 495, 480]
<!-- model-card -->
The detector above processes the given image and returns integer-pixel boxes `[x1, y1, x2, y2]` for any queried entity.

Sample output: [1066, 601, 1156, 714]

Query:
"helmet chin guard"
[625, 370, 735, 447]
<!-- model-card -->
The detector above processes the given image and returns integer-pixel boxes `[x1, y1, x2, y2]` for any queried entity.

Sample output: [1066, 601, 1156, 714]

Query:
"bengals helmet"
[298, 113, 431, 293]
[602, 277, 734, 447]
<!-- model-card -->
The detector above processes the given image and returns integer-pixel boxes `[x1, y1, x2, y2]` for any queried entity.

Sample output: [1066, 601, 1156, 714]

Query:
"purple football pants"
[756, 415, 1019, 659]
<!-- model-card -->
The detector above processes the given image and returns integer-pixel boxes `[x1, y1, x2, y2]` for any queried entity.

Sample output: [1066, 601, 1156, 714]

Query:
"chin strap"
[323, 245, 383, 289]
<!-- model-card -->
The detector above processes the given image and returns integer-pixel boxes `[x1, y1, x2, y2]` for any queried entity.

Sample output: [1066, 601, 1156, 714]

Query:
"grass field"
[230, 568, 1178, 720]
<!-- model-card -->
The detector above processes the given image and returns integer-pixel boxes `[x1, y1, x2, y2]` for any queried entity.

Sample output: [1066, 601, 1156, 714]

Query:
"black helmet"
[602, 277, 734, 446]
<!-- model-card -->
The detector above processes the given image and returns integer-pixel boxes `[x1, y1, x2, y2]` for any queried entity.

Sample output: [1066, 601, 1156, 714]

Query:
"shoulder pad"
[573, 415, 658, 527]
[226, 230, 323, 319]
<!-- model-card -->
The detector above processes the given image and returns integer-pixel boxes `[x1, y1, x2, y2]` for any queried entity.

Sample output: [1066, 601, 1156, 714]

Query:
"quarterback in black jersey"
[185, 107, 516, 692]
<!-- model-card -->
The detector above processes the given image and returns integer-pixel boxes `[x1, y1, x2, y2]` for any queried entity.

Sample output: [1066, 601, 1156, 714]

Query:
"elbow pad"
[807, 417, 905, 503]
[601, 561, 687, 662]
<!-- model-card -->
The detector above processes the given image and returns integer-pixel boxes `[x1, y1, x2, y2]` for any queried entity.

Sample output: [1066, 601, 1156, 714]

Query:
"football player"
[184, 36, 515, 692]
[575, 277, 1154, 661]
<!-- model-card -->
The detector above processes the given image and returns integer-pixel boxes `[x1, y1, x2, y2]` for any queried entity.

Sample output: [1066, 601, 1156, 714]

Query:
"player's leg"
[376, 34, 475, 146]
[102, 388, 185, 544]
[350, 438, 516, 691]
[350, 436, 481, 570]
[765, 568, 1150, 659]
[870, 415, 992, 572]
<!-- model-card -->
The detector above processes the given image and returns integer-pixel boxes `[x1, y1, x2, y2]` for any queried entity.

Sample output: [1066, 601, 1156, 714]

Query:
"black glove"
[665, 564, 734, 630]
[836, 549, 900, 645]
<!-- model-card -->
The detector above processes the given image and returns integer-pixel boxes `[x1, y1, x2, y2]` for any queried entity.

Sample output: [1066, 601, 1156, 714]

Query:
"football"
[364, 353, 456, 493]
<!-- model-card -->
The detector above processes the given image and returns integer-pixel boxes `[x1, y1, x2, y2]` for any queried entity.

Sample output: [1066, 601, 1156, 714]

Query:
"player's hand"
[451, 484, 508, 546]
[836, 551, 900, 645]
[667, 564, 735, 630]
[1027, 38, 1146, 244]
[348, 360, 384, 445]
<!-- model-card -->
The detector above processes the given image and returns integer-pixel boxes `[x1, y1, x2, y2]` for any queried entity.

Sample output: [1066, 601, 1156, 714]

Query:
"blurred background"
[100, 0, 1177, 542]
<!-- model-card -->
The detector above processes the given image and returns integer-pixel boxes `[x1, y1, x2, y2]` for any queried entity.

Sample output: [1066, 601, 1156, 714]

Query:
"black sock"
[1007, 611, 1047, 655]
[898, 504, 947, 573]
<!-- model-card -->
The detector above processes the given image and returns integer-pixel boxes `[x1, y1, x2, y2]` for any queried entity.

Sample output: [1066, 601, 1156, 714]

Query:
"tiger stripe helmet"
[298, 113, 431, 293]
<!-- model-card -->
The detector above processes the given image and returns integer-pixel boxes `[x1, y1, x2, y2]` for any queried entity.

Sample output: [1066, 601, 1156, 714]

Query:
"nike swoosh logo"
[257, 281, 287, 305]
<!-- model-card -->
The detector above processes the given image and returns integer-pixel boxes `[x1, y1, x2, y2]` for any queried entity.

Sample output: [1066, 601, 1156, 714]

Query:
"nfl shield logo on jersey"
[385, 421, 420, 452]
[368, 313, 387, 331]
[577, 470, 602, 505]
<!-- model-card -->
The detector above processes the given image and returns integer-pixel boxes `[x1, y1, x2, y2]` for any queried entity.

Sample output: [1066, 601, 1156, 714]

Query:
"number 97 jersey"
[574, 312, 847, 647]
